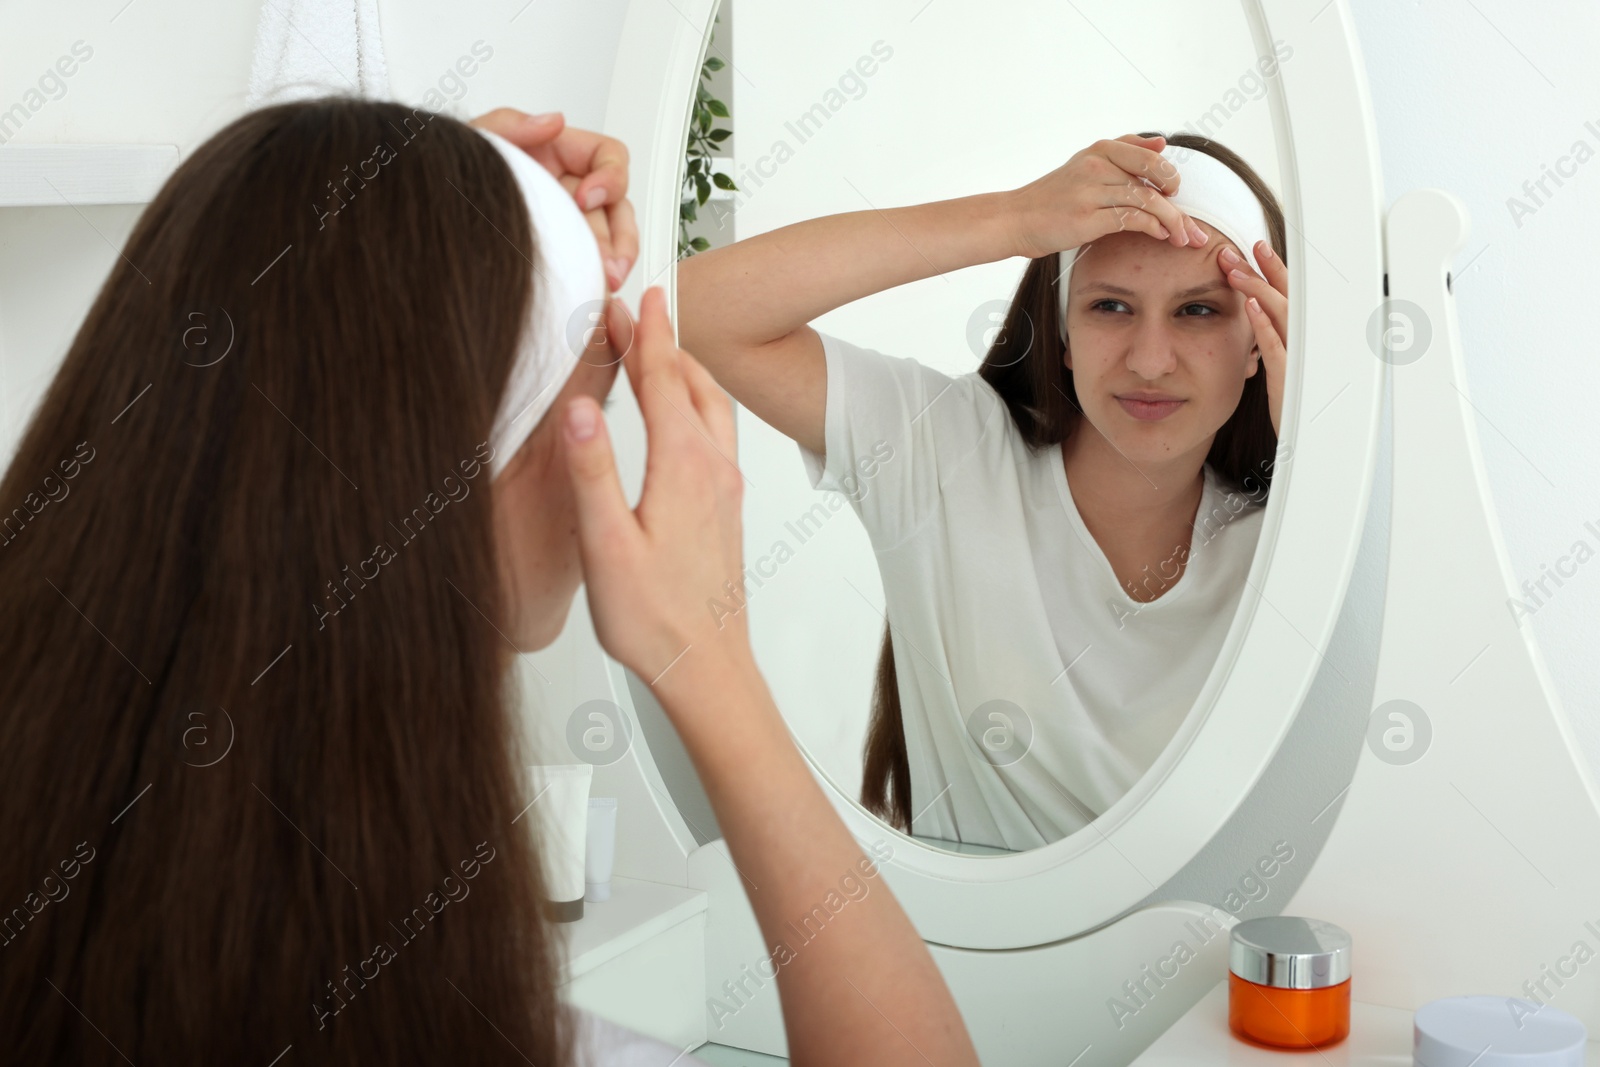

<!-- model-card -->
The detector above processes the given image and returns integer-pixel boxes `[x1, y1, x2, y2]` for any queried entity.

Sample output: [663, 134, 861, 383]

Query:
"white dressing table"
[1134, 982, 1600, 1065]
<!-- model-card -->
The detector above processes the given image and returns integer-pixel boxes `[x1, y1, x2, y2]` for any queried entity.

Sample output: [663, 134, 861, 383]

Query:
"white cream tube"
[528, 764, 593, 922]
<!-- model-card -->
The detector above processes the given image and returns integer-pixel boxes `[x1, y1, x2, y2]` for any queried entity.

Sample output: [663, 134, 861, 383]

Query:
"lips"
[1116, 395, 1185, 421]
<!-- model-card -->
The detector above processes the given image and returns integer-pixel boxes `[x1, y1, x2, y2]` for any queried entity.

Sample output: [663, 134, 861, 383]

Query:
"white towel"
[246, 0, 391, 108]
[475, 130, 609, 478]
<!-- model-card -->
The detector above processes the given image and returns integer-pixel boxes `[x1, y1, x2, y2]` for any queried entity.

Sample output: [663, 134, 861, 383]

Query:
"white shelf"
[0, 143, 179, 206]
[559, 874, 707, 980]
[558, 875, 709, 1052]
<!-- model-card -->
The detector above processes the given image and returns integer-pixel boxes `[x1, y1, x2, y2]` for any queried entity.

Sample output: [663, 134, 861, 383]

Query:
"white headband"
[1056, 144, 1272, 343]
[475, 128, 608, 478]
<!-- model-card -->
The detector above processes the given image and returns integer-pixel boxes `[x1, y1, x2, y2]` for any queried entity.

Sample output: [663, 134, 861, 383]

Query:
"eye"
[1090, 299, 1219, 317]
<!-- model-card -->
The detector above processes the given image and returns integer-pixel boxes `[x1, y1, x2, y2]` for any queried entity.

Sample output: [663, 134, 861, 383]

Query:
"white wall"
[1348, 0, 1600, 768]
[0, 0, 629, 461]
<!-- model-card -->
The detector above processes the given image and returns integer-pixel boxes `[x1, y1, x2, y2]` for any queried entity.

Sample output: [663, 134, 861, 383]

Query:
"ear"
[1244, 345, 1260, 379]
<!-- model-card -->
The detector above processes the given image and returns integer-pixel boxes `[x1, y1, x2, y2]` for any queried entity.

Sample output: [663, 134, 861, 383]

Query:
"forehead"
[1068, 221, 1243, 296]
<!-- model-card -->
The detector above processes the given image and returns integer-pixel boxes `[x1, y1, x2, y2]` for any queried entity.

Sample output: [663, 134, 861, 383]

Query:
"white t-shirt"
[571, 1006, 712, 1066]
[797, 331, 1266, 850]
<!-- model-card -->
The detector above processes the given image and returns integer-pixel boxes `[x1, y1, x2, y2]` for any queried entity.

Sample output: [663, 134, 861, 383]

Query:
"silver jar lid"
[1229, 917, 1351, 990]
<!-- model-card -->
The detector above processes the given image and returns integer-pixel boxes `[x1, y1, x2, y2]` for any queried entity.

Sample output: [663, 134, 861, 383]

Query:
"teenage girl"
[0, 98, 981, 1067]
[677, 132, 1289, 849]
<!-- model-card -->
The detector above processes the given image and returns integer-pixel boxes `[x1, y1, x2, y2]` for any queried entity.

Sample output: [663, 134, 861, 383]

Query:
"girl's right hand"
[1007, 132, 1210, 260]
[468, 107, 637, 291]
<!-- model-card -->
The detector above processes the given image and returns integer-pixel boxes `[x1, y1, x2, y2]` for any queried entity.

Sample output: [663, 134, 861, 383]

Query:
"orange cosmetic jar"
[1227, 916, 1352, 1049]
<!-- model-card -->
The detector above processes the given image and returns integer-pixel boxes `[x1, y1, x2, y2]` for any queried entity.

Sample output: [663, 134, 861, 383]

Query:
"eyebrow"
[1080, 282, 1231, 300]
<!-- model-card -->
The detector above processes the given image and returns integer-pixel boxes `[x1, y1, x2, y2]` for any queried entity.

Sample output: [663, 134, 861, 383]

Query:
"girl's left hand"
[470, 107, 637, 292]
[1220, 240, 1288, 437]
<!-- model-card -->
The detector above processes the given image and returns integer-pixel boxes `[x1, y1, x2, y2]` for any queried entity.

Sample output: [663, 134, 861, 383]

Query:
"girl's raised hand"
[559, 287, 751, 700]
[1008, 132, 1210, 260]
[1220, 239, 1289, 437]
[470, 107, 637, 291]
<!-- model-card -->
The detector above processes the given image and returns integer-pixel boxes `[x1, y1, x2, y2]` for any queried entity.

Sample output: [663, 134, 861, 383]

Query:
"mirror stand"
[1286, 188, 1600, 1033]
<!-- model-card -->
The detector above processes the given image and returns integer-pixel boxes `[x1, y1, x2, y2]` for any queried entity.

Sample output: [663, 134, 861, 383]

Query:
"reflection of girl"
[678, 132, 1288, 850]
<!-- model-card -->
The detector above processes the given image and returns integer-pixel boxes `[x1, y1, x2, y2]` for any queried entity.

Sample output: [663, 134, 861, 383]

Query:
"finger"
[585, 205, 619, 286]
[561, 394, 638, 563]
[1101, 137, 1181, 197]
[1113, 132, 1167, 169]
[1114, 132, 1167, 163]
[469, 108, 565, 147]
[1097, 203, 1173, 245]
[1245, 295, 1287, 367]
[633, 288, 699, 451]
[679, 350, 745, 582]
[1101, 137, 1205, 247]
[553, 129, 630, 211]
[1110, 181, 1198, 248]
[679, 348, 737, 469]
[1252, 239, 1289, 295]
[1223, 258, 1288, 341]
[615, 298, 647, 398]
[604, 197, 638, 286]
[1219, 242, 1263, 285]
[558, 175, 626, 286]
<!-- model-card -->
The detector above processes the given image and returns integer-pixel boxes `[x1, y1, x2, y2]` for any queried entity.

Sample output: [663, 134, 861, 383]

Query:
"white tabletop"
[1132, 981, 1600, 1065]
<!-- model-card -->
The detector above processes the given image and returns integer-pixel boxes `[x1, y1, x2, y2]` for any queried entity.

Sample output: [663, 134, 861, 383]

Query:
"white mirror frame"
[607, 0, 1385, 949]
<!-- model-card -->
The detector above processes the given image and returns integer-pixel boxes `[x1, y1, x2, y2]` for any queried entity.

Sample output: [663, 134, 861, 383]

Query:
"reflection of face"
[1063, 220, 1260, 468]
[491, 344, 622, 651]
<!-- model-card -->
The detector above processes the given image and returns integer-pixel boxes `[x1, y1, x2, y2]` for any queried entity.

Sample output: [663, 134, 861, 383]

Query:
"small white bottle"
[585, 797, 618, 903]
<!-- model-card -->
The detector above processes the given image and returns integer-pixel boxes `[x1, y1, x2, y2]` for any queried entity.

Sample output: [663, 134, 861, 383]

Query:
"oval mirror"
[657, 0, 1384, 947]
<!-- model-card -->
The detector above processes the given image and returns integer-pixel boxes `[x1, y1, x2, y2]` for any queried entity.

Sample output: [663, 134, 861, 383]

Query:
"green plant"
[679, 22, 736, 259]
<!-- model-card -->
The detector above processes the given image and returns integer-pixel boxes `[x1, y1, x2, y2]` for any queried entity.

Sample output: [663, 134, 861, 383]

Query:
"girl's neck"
[1062, 423, 1211, 601]
[1062, 422, 1208, 529]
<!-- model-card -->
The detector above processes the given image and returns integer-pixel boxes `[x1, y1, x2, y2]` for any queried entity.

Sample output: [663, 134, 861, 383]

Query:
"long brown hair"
[0, 97, 573, 1063]
[860, 132, 1287, 832]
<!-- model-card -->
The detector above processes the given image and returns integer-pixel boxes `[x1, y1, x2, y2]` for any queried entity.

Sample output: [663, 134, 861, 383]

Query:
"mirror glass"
[700, 0, 1289, 854]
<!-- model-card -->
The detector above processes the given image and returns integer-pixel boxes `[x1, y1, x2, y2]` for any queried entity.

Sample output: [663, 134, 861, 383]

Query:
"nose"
[1123, 315, 1179, 380]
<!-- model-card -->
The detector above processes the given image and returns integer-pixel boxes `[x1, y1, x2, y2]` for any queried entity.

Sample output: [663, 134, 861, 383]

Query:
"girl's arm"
[674, 192, 1020, 457]
[560, 289, 982, 1067]
[655, 627, 978, 1066]
[674, 133, 1206, 457]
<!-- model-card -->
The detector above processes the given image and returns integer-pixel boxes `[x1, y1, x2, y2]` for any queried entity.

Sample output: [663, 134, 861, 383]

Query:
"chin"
[1109, 427, 1202, 468]
[517, 591, 577, 653]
